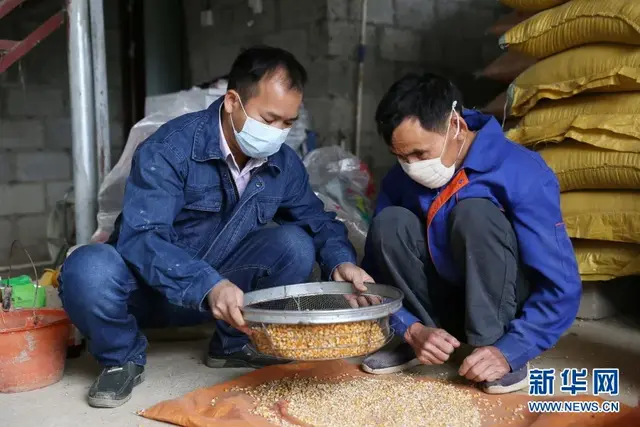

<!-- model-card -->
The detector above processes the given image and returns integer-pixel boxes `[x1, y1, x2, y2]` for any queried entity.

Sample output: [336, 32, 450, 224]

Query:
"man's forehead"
[246, 77, 301, 117]
[249, 71, 294, 98]
[392, 119, 437, 142]
[252, 79, 290, 101]
[391, 119, 441, 154]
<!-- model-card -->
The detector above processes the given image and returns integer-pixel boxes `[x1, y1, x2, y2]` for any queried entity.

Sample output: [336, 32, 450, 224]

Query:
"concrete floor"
[4, 317, 640, 427]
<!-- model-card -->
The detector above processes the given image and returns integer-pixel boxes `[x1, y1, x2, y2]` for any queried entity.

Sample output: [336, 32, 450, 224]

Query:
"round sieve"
[243, 282, 403, 361]
[242, 281, 403, 324]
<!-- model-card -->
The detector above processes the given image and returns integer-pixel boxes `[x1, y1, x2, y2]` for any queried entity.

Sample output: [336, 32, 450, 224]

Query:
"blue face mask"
[230, 97, 290, 158]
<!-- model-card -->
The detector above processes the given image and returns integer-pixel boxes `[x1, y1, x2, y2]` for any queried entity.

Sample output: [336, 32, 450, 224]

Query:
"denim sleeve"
[116, 141, 223, 311]
[276, 154, 356, 279]
[494, 178, 582, 370]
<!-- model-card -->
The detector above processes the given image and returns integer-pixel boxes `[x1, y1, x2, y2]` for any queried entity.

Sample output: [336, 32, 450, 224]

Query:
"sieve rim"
[242, 281, 404, 324]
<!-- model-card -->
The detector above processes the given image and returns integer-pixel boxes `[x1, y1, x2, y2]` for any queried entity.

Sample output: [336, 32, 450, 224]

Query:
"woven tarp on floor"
[139, 360, 639, 427]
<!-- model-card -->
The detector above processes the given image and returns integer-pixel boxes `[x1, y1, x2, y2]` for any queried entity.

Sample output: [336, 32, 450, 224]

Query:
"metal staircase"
[0, 0, 66, 73]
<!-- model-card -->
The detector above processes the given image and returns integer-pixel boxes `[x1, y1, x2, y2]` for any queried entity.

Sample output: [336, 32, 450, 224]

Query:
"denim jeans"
[59, 225, 315, 367]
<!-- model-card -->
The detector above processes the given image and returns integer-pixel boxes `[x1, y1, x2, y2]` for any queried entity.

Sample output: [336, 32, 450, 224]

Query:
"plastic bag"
[92, 86, 312, 243]
[303, 146, 374, 262]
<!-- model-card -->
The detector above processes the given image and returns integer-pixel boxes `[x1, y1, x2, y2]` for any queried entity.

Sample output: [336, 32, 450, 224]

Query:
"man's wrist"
[404, 321, 422, 341]
[330, 262, 352, 280]
[193, 268, 224, 312]
[205, 287, 215, 310]
[323, 251, 357, 280]
[490, 345, 512, 372]
[205, 278, 227, 309]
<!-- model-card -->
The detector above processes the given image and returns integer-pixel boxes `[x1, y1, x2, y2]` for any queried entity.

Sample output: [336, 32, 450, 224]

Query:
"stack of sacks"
[476, 3, 542, 125]
[498, 0, 640, 282]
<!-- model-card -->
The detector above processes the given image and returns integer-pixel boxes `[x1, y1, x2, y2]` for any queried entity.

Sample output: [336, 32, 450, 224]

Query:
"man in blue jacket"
[59, 46, 373, 408]
[360, 73, 582, 394]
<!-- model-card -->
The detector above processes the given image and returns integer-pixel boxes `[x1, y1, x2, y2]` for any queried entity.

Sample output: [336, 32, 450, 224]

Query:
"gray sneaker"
[361, 343, 420, 375]
[482, 363, 529, 394]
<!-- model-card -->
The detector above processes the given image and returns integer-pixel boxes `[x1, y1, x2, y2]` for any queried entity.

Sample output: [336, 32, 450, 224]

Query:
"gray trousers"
[365, 199, 529, 346]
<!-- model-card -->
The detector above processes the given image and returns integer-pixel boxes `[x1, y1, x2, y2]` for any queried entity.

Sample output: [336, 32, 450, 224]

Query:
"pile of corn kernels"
[223, 374, 483, 427]
[250, 321, 387, 360]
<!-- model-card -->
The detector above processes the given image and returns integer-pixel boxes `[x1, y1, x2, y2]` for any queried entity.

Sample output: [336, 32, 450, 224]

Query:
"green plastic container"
[0, 275, 47, 308]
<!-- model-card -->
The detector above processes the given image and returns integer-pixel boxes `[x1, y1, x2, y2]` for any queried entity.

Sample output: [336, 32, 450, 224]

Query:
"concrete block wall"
[182, 0, 508, 179]
[0, 1, 125, 266]
[324, 0, 508, 176]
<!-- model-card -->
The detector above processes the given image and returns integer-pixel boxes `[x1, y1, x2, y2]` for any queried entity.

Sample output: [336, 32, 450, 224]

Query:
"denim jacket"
[112, 97, 356, 311]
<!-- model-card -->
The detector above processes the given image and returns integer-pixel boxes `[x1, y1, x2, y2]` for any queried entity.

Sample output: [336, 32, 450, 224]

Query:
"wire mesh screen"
[247, 294, 368, 311]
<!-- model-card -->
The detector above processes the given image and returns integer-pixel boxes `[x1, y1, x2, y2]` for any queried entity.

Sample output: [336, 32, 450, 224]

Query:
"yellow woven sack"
[501, 0, 640, 59]
[508, 44, 640, 117]
[572, 239, 640, 281]
[561, 191, 640, 244]
[506, 92, 640, 151]
[538, 141, 640, 192]
[499, 0, 569, 13]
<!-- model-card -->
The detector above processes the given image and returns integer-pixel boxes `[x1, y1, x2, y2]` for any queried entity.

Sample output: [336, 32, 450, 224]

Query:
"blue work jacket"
[363, 110, 582, 370]
[113, 97, 356, 311]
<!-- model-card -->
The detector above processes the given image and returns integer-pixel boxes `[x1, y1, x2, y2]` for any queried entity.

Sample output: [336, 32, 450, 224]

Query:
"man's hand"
[459, 346, 510, 382]
[332, 262, 373, 291]
[405, 323, 460, 365]
[332, 263, 381, 307]
[207, 279, 250, 334]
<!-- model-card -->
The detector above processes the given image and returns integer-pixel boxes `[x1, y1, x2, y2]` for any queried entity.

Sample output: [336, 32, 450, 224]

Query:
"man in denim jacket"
[59, 46, 373, 408]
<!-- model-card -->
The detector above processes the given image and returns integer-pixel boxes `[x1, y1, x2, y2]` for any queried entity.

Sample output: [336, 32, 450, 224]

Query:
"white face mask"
[399, 101, 465, 189]
[230, 96, 290, 158]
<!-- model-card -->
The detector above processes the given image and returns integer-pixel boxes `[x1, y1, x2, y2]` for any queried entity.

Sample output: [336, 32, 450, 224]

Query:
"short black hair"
[375, 72, 463, 145]
[227, 45, 307, 100]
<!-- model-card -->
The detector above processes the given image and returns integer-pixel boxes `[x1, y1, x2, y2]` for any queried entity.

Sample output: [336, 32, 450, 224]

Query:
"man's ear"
[223, 90, 239, 114]
[452, 114, 469, 140]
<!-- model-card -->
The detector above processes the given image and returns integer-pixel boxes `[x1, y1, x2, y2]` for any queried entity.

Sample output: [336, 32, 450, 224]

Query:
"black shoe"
[88, 361, 145, 408]
[361, 342, 420, 375]
[205, 344, 291, 369]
